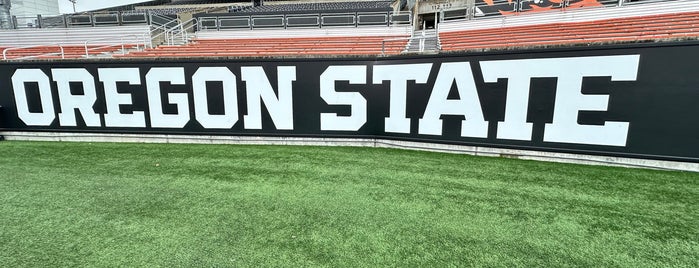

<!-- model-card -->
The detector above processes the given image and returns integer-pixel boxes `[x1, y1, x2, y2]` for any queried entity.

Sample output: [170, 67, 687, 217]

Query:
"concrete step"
[404, 29, 440, 53]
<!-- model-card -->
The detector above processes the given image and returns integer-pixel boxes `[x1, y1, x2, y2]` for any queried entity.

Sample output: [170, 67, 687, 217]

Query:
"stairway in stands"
[404, 28, 440, 54]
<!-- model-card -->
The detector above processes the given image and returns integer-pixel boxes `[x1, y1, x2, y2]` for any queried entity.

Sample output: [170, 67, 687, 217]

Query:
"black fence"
[196, 11, 411, 30]
[7, 12, 148, 29]
[2, 42, 699, 163]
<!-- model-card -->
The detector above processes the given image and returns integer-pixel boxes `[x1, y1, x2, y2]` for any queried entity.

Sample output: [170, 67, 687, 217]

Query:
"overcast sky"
[58, 0, 154, 13]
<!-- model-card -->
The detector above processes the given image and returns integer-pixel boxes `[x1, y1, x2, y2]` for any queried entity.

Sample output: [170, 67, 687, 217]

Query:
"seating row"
[439, 10, 699, 51]
[2, 45, 138, 60]
[122, 35, 408, 58]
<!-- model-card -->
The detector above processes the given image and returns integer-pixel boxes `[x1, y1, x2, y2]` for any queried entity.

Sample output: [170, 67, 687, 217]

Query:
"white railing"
[164, 18, 198, 45]
[149, 18, 181, 48]
[0, 25, 152, 47]
[83, 33, 150, 58]
[3, 44, 65, 60]
[381, 33, 439, 55]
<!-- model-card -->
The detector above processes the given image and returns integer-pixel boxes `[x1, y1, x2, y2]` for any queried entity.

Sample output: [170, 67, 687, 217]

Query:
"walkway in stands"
[439, 10, 699, 52]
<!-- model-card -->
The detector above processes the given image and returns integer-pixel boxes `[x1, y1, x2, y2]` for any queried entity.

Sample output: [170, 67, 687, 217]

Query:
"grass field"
[0, 141, 697, 267]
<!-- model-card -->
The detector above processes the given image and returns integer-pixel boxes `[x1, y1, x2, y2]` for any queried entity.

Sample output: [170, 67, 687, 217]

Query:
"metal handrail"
[150, 13, 177, 27]
[3, 44, 65, 60]
[83, 33, 149, 58]
[381, 30, 440, 55]
[165, 18, 198, 46]
[150, 18, 181, 48]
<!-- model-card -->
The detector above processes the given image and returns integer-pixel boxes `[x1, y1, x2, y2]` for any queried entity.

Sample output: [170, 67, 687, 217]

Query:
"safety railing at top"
[2, 11, 149, 30]
[196, 11, 412, 31]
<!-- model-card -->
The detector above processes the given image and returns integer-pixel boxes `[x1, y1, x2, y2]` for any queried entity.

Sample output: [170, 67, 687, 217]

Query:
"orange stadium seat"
[2, 44, 139, 59]
[439, 11, 699, 52]
[121, 36, 407, 58]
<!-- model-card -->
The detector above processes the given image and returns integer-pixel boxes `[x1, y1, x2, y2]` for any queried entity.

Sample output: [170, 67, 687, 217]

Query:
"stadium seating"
[121, 35, 407, 57]
[119, 24, 410, 58]
[0, 25, 150, 47]
[439, 10, 699, 51]
[1, 44, 139, 60]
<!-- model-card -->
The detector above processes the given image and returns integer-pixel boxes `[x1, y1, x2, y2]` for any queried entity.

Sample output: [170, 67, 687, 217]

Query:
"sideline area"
[0, 141, 696, 266]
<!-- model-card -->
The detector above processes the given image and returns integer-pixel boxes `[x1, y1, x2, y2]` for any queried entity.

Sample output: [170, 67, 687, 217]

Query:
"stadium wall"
[1, 41, 699, 171]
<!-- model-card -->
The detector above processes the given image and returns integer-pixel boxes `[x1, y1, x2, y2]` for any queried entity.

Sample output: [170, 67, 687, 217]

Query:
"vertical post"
[84, 40, 89, 58]
[62, 14, 68, 28]
[37, 14, 42, 28]
[11, 15, 16, 29]
[180, 22, 184, 44]
[354, 12, 358, 28]
[420, 27, 425, 52]
[517, 0, 522, 13]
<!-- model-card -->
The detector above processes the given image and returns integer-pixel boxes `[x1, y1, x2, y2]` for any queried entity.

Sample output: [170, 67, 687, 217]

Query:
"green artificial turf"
[0, 141, 697, 267]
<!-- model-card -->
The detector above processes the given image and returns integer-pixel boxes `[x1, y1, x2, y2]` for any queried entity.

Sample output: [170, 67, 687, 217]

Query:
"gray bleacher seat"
[231, 1, 393, 15]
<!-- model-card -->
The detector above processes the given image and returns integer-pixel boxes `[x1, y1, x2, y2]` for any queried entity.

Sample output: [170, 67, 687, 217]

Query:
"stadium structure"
[0, 0, 699, 171]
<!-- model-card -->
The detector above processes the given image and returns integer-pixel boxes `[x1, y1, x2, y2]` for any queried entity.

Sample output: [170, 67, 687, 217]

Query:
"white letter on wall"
[98, 68, 145, 128]
[320, 65, 367, 131]
[480, 60, 536, 141]
[543, 55, 639, 146]
[373, 63, 432, 134]
[52, 68, 101, 127]
[11, 69, 55, 126]
[242, 66, 296, 130]
[192, 67, 238, 129]
[146, 67, 189, 128]
[418, 62, 488, 138]
[481, 55, 639, 146]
